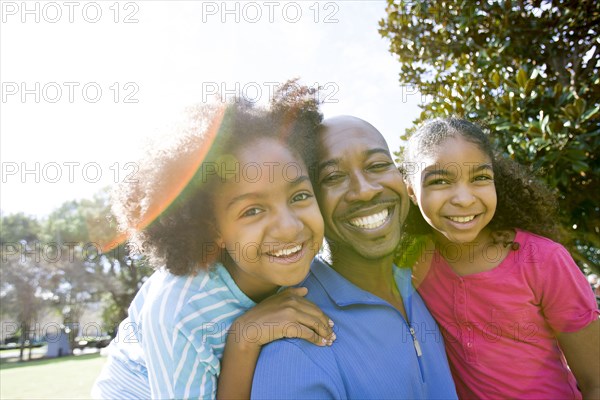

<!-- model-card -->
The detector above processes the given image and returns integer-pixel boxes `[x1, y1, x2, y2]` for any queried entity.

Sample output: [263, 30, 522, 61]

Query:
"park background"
[1, 1, 598, 398]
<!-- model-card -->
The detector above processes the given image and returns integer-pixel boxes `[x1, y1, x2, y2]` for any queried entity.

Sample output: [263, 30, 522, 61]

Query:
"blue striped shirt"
[92, 263, 255, 399]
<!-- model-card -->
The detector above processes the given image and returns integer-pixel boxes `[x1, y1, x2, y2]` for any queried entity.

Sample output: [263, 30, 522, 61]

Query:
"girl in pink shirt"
[401, 117, 599, 399]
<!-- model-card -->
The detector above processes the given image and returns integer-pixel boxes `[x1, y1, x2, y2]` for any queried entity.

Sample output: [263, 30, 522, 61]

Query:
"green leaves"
[517, 68, 528, 89]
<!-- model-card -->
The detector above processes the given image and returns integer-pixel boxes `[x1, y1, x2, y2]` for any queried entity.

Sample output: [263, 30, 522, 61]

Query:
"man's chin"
[327, 239, 397, 262]
[354, 246, 397, 261]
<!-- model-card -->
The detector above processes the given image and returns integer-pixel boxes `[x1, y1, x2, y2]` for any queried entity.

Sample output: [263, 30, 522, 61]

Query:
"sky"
[1, 1, 424, 217]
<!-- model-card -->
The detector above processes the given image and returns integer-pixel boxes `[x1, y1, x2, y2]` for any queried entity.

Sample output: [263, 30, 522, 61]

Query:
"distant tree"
[0, 258, 50, 361]
[0, 213, 42, 243]
[380, 0, 600, 272]
[1, 214, 50, 360]
[43, 192, 153, 334]
[1, 191, 153, 355]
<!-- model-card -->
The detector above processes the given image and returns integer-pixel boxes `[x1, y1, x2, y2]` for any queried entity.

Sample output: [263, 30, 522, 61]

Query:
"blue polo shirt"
[251, 257, 458, 399]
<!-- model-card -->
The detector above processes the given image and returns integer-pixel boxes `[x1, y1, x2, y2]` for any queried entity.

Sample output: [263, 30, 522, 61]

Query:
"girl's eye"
[426, 178, 450, 186]
[473, 174, 494, 182]
[292, 192, 314, 203]
[241, 208, 263, 218]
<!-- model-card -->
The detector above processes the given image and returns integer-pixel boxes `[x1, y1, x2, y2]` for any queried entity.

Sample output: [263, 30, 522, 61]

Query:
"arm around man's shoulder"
[251, 338, 344, 399]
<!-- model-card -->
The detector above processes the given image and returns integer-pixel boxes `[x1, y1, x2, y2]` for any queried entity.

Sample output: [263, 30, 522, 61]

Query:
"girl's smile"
[408, 135, 497, 247]
[213, 138, 324, 301]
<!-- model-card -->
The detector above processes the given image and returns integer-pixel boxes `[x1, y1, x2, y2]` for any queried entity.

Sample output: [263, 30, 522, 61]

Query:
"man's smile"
[347, 207, 390, 230]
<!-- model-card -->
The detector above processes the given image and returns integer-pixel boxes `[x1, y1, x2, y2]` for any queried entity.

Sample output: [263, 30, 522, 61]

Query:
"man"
[251, 116, 458, 399]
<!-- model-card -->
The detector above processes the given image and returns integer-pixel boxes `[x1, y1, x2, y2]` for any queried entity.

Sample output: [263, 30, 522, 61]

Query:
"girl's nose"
[450, 183, 476, 207]
[269, 209, 303, 242]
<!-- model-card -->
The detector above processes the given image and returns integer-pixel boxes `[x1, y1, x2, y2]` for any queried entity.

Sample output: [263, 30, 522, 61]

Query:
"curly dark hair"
[112, 80, 323, 276]
[401, 117, 560, 242]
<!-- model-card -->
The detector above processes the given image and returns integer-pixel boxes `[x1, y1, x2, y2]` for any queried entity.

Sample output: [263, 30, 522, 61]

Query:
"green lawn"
[0, 353, 106, 399]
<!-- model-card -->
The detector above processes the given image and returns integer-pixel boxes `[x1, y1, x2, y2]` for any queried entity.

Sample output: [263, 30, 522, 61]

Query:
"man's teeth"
[269, 244, 302, 257]
[448, 215, 476, 223]
[348, 209, 389, 229]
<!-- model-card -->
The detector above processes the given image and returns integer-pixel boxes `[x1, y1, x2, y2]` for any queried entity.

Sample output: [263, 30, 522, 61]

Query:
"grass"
[0, 353, 106, 399]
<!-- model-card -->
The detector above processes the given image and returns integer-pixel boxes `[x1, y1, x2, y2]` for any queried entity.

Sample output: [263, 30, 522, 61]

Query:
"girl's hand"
[217, 288, 335, 400]
[231, 287, 336, 349]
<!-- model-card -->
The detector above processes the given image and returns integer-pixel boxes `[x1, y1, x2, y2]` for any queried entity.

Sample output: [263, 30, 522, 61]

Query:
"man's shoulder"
[253, 333, 344, 398]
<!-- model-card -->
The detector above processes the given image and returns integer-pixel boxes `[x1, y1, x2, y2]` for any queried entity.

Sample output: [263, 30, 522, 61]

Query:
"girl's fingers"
[281, 286, 308, 296]
[285, 324, 336, 347]
[291, 310, 335, 342]
[273, 287, 334, 336]
[287, 298, 334, 337]
[258, 287, 336, 341]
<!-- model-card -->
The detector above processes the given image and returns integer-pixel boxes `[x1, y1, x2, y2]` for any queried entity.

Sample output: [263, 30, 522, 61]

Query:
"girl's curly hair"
[112, 80, 323, 276]
[402, 117, 560, 241]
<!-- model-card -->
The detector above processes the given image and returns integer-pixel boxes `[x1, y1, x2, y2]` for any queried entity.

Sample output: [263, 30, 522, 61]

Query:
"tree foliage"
[380, 0, 600, 272]
[1, 192, 153, 352]
[1, 214, 51, 360]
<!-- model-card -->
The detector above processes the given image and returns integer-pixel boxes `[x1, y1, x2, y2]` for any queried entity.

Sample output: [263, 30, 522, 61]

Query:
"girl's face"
[213, 138, 324, 300]
[407, 135, 497, 246]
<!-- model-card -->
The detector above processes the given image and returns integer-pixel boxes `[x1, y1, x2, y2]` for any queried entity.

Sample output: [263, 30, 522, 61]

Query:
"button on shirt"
[251, 257, 458, 400]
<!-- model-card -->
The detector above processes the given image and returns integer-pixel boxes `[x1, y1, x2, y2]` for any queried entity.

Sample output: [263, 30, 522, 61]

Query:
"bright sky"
[0, 1, 423, 217]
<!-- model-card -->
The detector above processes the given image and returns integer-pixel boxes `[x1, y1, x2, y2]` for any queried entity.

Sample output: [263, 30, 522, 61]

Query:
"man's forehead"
[320, 116, 389, 149]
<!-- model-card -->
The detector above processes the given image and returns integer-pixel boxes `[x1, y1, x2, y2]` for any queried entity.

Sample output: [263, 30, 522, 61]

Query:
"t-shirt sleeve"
[251, 340, 342, 399]
[143, 309, 220, 399]
[537, 242, 599, 333]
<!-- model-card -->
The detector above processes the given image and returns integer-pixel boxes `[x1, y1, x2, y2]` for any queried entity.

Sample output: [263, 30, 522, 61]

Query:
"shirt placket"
[454, 278, 476, 362]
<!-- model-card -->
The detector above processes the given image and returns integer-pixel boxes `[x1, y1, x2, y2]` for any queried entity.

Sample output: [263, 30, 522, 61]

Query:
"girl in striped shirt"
[92, 82, 334, 399]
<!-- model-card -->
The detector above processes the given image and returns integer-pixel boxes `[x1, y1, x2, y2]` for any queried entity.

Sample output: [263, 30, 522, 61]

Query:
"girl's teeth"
[270, 244, 302, 257]
[448, 215, 475, 223]
[349, 209, 389, 229]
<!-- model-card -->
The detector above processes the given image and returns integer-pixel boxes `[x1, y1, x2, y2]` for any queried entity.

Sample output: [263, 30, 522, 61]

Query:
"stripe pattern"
[92, 263, 255, 399]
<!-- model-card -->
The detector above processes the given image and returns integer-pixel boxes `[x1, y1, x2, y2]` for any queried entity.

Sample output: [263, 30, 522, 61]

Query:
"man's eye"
[321, 173, 344, 184]
[368, 162, 393, 171]
[292, 192, 314, 202]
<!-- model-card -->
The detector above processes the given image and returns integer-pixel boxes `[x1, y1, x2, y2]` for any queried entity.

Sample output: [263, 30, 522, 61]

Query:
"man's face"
[315, 117, 409, 261]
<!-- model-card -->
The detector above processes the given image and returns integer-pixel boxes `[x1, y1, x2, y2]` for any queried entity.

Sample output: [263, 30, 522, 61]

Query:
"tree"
[43, 192, 153, 334]
[1, 192, 153, 359]
[379, 0, 600, 272]
[0, 214, 51, 361]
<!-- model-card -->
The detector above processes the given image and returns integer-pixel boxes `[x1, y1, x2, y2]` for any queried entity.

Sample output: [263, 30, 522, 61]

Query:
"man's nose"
[344, 172, 383, 203]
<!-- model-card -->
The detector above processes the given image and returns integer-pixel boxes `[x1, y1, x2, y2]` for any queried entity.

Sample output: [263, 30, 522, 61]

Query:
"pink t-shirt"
[413, 230, 599, 400]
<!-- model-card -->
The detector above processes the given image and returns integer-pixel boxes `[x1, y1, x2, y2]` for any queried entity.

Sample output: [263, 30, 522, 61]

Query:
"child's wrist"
[225, 332, 262, 353]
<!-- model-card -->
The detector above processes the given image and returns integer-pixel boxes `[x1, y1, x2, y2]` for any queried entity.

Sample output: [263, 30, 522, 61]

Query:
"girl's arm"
[217, 287, 335, 400]
[557, 319, 600, 400]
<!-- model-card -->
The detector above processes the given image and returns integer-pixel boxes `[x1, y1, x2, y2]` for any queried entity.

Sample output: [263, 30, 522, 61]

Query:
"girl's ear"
[209, 219, 224, 248]
[214, 232, 224, 248]
[407, 184, 418, 205]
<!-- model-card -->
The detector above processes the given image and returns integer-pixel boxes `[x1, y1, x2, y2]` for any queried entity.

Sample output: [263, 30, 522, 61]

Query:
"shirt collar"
[308, 256, 415, 308]
[212, 262, 256, 309]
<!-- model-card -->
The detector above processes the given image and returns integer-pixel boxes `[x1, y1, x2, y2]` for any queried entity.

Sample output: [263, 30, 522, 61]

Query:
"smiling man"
[251, 116, 458, 399]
